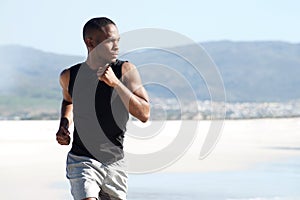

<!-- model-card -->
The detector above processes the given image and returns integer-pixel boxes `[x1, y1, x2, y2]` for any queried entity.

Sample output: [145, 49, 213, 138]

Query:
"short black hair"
[83, 17, 116, 39]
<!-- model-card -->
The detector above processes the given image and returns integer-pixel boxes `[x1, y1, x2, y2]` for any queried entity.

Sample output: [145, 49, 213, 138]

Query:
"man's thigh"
[66, 152, 105, 200]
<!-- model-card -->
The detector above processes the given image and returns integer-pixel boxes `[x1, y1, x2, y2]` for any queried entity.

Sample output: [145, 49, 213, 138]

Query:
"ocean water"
[127, 157, 300, 200]
[52, 158, 300, 200]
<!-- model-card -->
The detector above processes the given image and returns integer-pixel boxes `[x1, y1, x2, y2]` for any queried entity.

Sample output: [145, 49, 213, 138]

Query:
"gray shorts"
[66, 152, 128, 200]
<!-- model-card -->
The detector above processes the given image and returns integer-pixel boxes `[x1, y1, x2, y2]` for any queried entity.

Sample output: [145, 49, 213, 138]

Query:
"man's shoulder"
[60, 63, 83, 83]
[60, 63, 82, 76]
[119, 60, 135, 72]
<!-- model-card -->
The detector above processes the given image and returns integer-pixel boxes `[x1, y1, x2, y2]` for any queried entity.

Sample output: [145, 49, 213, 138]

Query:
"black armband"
[62, 99, 72, 105]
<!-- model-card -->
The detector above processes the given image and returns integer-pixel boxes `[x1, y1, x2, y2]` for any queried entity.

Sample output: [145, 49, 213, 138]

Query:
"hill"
[0, 45, 83, 119]
[0, 41, 299, 119]
[202, 41, 300, 101]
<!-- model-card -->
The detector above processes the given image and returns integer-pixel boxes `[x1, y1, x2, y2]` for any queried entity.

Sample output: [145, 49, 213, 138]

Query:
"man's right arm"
[56, 69, 73, 145]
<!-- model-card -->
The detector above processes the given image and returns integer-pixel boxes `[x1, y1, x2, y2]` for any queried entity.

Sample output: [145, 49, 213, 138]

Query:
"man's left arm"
[98, 62, 150, 122]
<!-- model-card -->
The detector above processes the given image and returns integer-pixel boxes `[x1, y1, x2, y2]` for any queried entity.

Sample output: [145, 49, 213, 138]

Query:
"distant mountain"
[202, 41, 300, 101]
[0, 45, 83, 98]
[121, 41, 300, 102]
[0, 42, 299, 119]
[0, 45, 84, 119]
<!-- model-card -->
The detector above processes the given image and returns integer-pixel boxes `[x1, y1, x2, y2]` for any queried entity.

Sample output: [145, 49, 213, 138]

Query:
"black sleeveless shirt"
[67, 60, 129, 163]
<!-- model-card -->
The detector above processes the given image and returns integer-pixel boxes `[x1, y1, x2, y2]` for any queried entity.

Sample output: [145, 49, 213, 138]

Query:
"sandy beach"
[0, 118, 300, 199]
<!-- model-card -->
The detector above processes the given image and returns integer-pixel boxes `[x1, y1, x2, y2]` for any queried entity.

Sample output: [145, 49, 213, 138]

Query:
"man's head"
[83, 17, 120, 64]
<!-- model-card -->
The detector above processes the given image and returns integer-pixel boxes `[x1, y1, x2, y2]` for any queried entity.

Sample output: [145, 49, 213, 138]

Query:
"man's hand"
[56, 126, 71, 145]
[97, 66, 120, 87]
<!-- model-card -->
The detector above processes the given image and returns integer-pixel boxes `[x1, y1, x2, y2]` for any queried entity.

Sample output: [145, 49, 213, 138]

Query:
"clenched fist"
[56, 126, 71, 145]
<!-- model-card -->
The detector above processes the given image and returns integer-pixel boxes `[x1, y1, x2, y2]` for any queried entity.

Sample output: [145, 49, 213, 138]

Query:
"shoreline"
[1, 118, 299, 172]
[1, 116, 300, 121]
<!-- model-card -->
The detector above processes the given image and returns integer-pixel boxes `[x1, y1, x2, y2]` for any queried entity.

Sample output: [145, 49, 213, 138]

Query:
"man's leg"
[67, 153, 105, 200]
[100, 159, 128, 200]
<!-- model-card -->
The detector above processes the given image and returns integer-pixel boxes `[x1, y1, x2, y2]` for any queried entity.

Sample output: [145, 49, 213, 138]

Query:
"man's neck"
[86, 55, 109, 71]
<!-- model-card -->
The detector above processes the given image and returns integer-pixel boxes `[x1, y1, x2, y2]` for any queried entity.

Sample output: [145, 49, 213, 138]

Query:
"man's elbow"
[140, 110, 150, 123]
[138, 104, 150, 122]
[131, 101, 150, 122]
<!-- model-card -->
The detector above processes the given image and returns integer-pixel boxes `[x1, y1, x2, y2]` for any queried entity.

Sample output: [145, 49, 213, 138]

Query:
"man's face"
[89, 24, 120, 64]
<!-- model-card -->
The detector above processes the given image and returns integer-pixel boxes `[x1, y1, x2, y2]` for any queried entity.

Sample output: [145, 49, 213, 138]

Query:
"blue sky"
[1, 0, 299, 56]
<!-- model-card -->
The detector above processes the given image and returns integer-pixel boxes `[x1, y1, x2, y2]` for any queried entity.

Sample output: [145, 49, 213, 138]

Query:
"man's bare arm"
[98, 62, 150, 122]
[56, 69, 73, 145]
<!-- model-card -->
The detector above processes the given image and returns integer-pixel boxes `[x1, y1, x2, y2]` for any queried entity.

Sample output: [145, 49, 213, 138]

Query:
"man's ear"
[85, 37, 94, 49]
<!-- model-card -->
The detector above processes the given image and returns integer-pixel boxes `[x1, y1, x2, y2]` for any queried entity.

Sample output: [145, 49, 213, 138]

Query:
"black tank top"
[67, 60, 129, 163]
